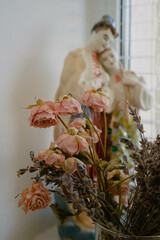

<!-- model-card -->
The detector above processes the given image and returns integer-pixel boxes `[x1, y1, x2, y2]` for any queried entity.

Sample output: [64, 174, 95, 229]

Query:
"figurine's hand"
[80, 72, 110, 92]
[80, 77, 101, 91]
[122, 71, 139, 86]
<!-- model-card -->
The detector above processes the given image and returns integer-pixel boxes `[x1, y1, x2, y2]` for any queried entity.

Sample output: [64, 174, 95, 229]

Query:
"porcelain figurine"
[96, 47, 153, 157]
[54, 15, 118, 140]
[98, 48, 152, 112]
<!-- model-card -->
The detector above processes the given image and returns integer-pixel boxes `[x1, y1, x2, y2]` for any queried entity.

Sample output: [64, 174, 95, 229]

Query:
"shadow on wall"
[11, 35, 57, 240]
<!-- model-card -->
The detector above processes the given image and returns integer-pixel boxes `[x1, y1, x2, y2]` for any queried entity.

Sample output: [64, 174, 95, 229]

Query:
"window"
[120, 0, 160, 138]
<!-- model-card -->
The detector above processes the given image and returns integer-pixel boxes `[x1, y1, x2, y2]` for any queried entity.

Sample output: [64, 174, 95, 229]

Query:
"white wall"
[0, 1, 118, 239]
[0, 1, 85, 239]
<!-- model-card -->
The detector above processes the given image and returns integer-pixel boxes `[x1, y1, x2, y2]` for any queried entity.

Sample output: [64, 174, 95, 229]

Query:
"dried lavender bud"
[34, 175, 41, 182]
[132, 115, 140, 122]
[39, 169, 47, 177]
[39, 160, 46, 166]
[137, 123, 145, 133]
[29, 167, 37, 173]
[120, 138, 135, 150]
[73, 199, 85, 211]
[83, 177, 92, 185]
[79, 199, 85, 207]
[64, 195, 73, 203]
[30, 151, 35, 160]
[98, 209, 105, 218]
[51, 177, 61, 185]
[17, 168, 28, 177]
[130, 152, 141, 161]
[77, 162, 87, 176]
[85, 186, 94, 194]
[76, 182, 85, 192]
[128, 105, 137, 115]
[99, 192, 105, 199]
[62, 174, 72, 183]
[156, 135, 160, 145]
[62, 174, 73, 192]
[139, 137, 147, 145]
[107, 222, 115, 231]
[71, 191, 79, 201]
[90, 185, 97, 195]
[87, 208, 96, 217]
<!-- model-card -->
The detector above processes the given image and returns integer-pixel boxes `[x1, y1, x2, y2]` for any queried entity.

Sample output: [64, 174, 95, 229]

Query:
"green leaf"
[107, 153, 125, 171]
[98, 160, 108, 170]
[50, 204, 74, 225]
[74, 151, 91, 165]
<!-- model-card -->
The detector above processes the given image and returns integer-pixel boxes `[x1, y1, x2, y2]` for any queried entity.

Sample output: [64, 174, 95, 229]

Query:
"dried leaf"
[25, 104, 38, 109]
[49, 142, 55, 150]
[74, 150, 91, 165]
[99, 160, 108, 170]
[37, 98, 45, 106]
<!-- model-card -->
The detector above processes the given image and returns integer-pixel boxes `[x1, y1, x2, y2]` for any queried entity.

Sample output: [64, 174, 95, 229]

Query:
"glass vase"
[95, 223, 160, 240]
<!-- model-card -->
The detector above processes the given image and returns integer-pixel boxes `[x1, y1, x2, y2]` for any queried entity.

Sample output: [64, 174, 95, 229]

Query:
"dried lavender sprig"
[123, 105, 160, 235]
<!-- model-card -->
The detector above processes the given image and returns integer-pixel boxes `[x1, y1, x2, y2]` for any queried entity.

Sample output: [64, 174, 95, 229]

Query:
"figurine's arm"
[122, 71, 140, 86]
[55, 53, 73, 100]
[55, 49, 86, 100]
[123, 72, 153, 110]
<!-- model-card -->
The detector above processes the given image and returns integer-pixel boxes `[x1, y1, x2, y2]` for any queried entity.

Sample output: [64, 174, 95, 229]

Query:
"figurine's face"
[91, 28, 114, 52]
[99, 49, 119, 72]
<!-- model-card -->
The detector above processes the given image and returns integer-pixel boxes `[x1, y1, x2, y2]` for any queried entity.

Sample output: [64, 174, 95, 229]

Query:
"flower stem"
[82, 108, 105, 158]
[89, 144, 105, 192]
[107, 174, 135, 193]
[103, 110, 107, 160]
[57, 115, 68, 130]
[68, 93, 105, 158]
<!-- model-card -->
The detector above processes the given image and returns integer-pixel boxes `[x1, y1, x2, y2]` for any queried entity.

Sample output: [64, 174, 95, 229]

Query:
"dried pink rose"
[69, 118, 101, 143]
[81, 89, 110, 112]
[28, 101, 59, 128]
[62, 157, 77, 174]
[69, 118, 86, 131]
[18, 182, 52, 214]
[37, 148, 65, 168]
[54, 95, 82, 115]
[55, 132, 88, 155]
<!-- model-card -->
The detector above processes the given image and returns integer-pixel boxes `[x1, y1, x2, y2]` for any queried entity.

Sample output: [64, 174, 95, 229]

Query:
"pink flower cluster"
[36, 143, 77, 174]
[28, 96, 82, 128]
[20, 89, 110, 214]
[55, 132, 88, 155]
[18, 182, 52, 214]
[81, 89, 109, 112]
[28, 89, 109, 128]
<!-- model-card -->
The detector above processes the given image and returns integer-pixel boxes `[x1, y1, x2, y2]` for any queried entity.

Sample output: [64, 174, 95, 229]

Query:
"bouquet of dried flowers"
[16, 89, 160, 237]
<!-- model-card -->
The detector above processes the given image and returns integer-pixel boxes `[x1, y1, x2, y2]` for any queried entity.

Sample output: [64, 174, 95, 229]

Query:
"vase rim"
[95, 223, 160, 239]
